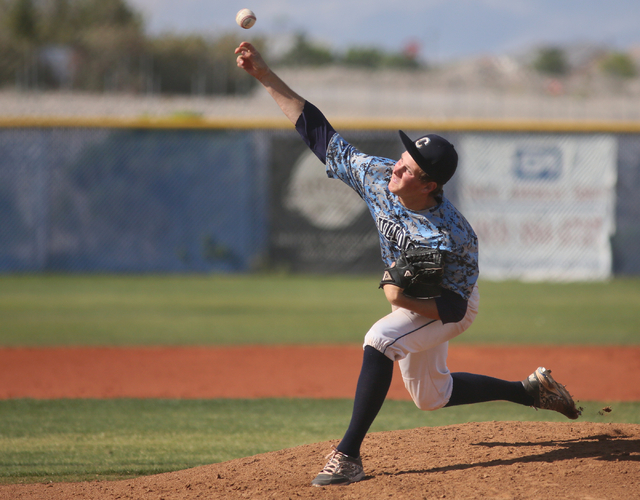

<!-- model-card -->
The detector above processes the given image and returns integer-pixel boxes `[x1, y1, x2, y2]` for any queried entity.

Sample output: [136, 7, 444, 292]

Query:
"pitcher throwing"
[235, 41, 581, 487]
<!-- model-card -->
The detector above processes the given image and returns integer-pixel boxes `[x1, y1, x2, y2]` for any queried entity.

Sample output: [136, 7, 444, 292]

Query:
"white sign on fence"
[458, 134, 617, 281]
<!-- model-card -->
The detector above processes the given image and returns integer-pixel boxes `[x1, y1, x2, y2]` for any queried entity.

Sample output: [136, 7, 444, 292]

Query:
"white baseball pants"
[364, 285, 480, 411]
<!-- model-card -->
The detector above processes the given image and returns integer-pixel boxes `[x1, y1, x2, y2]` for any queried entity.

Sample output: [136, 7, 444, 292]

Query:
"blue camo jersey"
[325, 133, 479, 300]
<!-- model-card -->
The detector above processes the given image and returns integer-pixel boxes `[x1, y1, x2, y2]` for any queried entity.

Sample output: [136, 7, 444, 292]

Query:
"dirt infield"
[1, 345, 639, 499]
[2, 345, 640, 400]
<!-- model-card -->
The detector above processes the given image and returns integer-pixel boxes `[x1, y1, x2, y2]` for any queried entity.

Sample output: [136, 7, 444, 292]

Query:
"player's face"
[389, 152, 428, 199]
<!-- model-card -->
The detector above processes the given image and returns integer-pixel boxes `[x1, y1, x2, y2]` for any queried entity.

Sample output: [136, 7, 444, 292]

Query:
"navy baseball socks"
[311, 346, 392, 486]
[445, 372, 534, 407]
[446, 369, 581, 419]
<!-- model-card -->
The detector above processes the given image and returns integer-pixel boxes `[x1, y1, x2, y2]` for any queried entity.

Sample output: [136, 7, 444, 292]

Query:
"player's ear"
[422, 180, 438, 196]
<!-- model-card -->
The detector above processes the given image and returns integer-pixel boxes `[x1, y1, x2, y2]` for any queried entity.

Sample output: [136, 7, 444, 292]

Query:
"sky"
[127, 0, 640, 61]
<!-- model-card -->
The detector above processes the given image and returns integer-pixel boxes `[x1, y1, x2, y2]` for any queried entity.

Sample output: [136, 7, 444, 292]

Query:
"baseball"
[236, 8, 256, 29]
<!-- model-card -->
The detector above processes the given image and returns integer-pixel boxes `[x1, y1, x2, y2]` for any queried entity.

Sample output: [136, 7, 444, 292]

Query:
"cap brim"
[398, 130, 425, 171]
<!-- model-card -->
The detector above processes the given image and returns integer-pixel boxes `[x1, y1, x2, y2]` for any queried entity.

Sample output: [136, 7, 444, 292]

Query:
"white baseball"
[236, 8, 256, 29]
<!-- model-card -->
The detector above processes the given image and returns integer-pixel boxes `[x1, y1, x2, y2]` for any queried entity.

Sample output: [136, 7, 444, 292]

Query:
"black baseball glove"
[379, 248, 444, 299]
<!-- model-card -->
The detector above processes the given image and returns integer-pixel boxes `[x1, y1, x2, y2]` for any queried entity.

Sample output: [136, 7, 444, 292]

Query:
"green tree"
[600, 52, 637, 78]
[0, 34, 24, 83]
[74, 25, 146, 91]
[40, 0, 142, 44]
[147, 34, 257, 95]
[5, 0, 38, 42]
[2, 0, 143, 44]
[278, 33, 334, 67]
[341, 46, 422, 70]
[0, 0, 256, 95]
[382, 52, 421, 70]
[342, 47, 384, 68]
[533, 47, 569, 76]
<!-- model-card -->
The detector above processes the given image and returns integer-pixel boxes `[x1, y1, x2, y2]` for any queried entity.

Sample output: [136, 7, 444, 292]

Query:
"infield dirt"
[1, 345, 639, 499]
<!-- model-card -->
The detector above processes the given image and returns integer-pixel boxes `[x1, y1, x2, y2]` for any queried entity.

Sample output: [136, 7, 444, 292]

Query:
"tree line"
[1, 0, 636, 94]
[0, 0, 259, 94]
[533, 46, 637, 79]
[0, 0, 421, 94]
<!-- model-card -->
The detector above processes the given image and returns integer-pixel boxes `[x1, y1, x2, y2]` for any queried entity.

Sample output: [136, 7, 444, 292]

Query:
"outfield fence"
[1, 117, 640, 279]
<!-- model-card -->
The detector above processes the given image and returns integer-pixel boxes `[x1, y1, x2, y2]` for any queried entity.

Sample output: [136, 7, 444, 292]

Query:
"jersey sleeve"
[294, 101, 336, 164]
[324, 133, 395, 202]
[434, 288, 468, 324]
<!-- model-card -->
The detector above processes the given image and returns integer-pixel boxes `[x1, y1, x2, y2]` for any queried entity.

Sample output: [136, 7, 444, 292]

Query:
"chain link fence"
[1, 122, 639, 279]
[0, 126, 268, 272]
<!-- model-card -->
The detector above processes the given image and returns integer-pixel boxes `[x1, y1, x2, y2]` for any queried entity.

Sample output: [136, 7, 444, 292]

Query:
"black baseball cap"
[399, 130, 458, 185]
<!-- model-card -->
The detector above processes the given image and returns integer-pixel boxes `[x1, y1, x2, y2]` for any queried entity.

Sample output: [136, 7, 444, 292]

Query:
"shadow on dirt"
[395, 433, 640, 477]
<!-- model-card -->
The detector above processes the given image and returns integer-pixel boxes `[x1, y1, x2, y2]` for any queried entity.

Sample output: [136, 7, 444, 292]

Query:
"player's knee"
[404, 376, 452, 411]
[363, 328, 404, 362]
[363, 335, 395, 360]
[414, 398, 446, 411]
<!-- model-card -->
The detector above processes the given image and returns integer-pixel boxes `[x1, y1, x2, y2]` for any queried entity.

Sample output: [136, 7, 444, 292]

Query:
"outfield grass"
[1, 398, 638, 484]
[1, 274, 639, 346]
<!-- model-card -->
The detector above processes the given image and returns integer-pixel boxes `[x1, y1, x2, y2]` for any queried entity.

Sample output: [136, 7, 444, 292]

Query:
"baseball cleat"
[311, 447, 365, 486]
[522, 367, 581, 420]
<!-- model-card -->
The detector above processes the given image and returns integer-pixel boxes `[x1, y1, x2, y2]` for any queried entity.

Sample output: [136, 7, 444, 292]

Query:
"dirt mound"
[2, 421, 639, 499]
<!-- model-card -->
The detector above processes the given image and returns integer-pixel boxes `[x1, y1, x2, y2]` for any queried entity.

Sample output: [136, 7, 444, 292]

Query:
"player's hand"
[235, 42, 270, 80]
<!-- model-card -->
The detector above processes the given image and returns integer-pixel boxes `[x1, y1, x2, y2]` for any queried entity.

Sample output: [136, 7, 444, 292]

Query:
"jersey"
[325, 133, 479, 301]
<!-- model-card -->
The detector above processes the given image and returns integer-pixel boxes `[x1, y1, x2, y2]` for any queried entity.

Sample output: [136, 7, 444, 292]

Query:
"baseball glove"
[379, 248, 444, 299]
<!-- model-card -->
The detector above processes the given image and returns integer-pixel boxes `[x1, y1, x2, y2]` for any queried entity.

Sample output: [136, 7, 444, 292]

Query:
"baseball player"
[235, 41, 581, 487]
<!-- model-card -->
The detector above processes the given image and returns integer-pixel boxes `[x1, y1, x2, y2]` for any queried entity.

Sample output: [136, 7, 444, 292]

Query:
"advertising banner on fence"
[268, 133, 400, 273]
[458, 134, 617, 281]
[612, 135, 640, 274]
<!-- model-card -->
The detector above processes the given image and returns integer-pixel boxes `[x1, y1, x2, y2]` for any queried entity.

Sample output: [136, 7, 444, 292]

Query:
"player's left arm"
[382, 285, 441, 320]
[382, 284, 468, 323]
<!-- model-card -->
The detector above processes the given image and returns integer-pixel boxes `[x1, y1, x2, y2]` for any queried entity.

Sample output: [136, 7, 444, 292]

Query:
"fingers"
[236, 52, 246, 68]
[234, 42, 269, 78]
[235, 43, 252, 69]
[234, 41, 253, 54]
[235, 42, 257, 68]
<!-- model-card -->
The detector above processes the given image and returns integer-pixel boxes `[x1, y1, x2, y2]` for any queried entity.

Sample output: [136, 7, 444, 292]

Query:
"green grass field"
[1, 274, 639, 345]
[1, 274, 639, 484]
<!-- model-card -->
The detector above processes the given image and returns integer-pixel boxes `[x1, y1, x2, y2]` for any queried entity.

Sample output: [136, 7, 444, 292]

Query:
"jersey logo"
[376, 216, 410, 250]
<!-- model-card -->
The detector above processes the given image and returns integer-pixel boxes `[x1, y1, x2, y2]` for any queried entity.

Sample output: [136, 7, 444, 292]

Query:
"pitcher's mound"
[3, 421, 639, 500]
